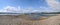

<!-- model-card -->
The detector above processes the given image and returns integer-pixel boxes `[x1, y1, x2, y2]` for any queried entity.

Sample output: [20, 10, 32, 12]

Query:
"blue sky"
[0, 0, 48, 9]
[0, 0, 60, 13]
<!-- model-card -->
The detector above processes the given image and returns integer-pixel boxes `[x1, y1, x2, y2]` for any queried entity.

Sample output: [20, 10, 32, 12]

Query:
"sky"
[0, 0, 60, 13]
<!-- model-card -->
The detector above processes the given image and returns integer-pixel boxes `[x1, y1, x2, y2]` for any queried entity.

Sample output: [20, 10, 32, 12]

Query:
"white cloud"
[46, 0, 60, 11]
[0, 6, 22, 13]
[0, 6, 41, 13]
[40, 6, 53, 12]
[0, 6, 58, 13]
[22, 7, 40, 13]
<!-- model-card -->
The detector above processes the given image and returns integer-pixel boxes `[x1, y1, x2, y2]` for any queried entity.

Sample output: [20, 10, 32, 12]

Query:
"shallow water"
[28, 14, 57, 20]
[0, 14, 57, 20]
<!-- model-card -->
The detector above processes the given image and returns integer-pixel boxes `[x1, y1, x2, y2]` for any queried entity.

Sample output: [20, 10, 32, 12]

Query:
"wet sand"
[0, 14, 60, 25]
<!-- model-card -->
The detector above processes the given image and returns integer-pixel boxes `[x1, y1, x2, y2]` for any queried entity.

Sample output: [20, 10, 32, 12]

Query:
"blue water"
[0, 13, 57, 20]
[28, 14, 57, 20]
[0, 14, 20, 15]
